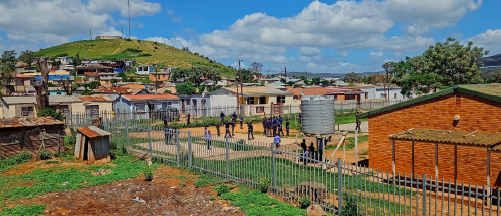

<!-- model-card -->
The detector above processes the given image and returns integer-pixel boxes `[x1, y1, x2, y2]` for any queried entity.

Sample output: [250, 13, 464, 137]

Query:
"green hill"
[34, 39, 237, 77]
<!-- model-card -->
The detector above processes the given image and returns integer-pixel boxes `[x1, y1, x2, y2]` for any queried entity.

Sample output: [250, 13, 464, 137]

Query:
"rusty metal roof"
[77, 126, 111, 138]
[389, 128, 501, 146]
[78, 96, 111, 102]
[0, 117, 64, 128]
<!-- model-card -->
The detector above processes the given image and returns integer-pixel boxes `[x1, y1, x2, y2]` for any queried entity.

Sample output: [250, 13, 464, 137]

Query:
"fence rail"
[99, 119, 501, 215]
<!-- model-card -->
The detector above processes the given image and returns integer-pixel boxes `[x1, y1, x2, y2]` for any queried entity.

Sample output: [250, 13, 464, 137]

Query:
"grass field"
[34, 39, 237, 78]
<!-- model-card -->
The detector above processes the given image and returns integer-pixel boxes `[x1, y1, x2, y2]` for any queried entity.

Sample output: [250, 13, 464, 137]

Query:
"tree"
[37, 108, 65, 121]
[19, 50, 36, 68]
[342, 72, 360, 83]
[71, 53, 82, 67]
[235, 69, 255, 83]
[0, 50, 17, 94]
[170, 67, 222, 87]
[163, 89, 172, 93]
[35, 57, 50, 110]
[81, 89, 93, 95]
[51, 60, 61, 70]
[176, 82, 196, 95]
[320, 80, 330, 86]
[391, 37, 489, 96]
[382, 61, 397, 100]
[249, 62, 263, 73]
[286, 81, 296, 86]
[311, 77, 321, 85]
[280, 78, 286, 84]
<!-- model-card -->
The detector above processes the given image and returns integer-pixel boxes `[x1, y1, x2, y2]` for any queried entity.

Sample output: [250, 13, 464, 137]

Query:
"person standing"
[298, 113, 302, 123]
[240, 116, 244, 129]
[299, 139, 307, 152]
[273, 134, 281, 153]
[163, 116, 168, 128]
[220, 111, 225, 125]
[309, 142, 315, 160]
[262, 117, 267, 136]
[164, 125, 169, 145]
[318, 138, 324, 162]
[216, 122, 221, 137]
[286, 118, 290, 136]
[279, 115, 283, 125]
[279, 121, 285, 136]
[232, 112, 237, 121]
[187, 113, 191, 126]
[272, 117, 277, 137]
[204, 127, 207, 135]
[206, 130, 212, 150]
[247, 122, 254, 140]
[266, 118, 272, 137]
[231, 119, 236, 136]
[225, 120, 232, 138]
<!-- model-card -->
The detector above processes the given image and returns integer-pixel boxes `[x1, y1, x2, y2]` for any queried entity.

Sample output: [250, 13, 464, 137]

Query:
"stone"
[132, 197, 146, 204]
[307, 205, 327, 216]
[62, 182, 69, 186]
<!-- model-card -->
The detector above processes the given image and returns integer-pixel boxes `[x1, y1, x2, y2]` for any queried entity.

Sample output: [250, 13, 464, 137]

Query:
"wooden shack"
[74, 126, 111, 163]
[0, 117, 64, 157]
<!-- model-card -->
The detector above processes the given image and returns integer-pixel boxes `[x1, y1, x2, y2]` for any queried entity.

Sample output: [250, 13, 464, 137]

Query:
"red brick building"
[359, 84, 501, 187]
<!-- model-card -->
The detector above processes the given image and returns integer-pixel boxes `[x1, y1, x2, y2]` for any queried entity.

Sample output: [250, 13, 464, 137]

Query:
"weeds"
[0, 204, 46, 216]
[144, 166, 154, 181]
[214, 184, 230, 196]
[221, 190, 306, 216]
[259, 178, 270, 193]
[299, 196, 311, 209]
[209, 196, 216, 201]
[38, 149, 52, 160]
[194, 174, 222, 188]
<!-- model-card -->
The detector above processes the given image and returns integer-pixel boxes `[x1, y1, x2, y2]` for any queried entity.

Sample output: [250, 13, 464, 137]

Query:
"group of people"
[262, 115, 289, 137]
[298, 139, 324, 164]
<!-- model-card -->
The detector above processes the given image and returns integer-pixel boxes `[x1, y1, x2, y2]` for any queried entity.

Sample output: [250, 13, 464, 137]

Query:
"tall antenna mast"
[90, 29, 92, 40]
[128, 0, 131, 39]
[121, 25, 123, 38]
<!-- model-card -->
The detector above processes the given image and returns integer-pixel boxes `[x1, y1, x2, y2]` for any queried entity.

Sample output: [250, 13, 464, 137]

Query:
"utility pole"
[90, 29, 92, 40]
[238, 59, 243, 114]
[293, 70, 295, 79]
[268, 69, 269, 78]
[155, 64, 158, 94]
[285, 67, 287, 79]
[128, 0, 131, 39]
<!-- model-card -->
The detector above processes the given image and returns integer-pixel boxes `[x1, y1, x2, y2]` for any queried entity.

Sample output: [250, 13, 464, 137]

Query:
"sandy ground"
[19, 165, 243, 216]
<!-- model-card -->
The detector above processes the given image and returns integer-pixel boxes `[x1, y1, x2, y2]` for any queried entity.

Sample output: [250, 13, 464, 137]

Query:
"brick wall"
[368, 93, 501, 187]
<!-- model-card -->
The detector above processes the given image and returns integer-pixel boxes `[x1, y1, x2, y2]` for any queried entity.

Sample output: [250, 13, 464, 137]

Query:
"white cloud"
[87, 0, 161, 17]
[339, 51, 349, 57]
[369, 51, 384, 59]
[466, 29, 501, 54]
[299, 56, 311, 62]
[167, 9, 182, 23]
[230, 61, 247, 69]
[299, 47, 321, 56]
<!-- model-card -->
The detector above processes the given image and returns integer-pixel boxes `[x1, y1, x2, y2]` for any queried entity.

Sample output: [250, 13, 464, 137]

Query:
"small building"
[74, 126, 111, 163]
[54, 56, 73, 65]
[113, 93, 180, 119]
[48, 87, 66, 95]
[359, 84, 501, 188]
[136, 65, 155, 75]
[23, 70, 71, 82]
[0, 117, 64, 157]
[288, 87, 367, 102]
[84, 72, 100, 82]
[99, 73, 122, 87]
[76, 65, 114, 76]
[95, 35, 122, 40]
[149, 72, 170, 87]
[159, 67, 178, 73]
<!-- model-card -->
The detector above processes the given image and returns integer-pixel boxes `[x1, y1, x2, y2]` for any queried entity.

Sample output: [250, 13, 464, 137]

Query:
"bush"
[2, 151, 32, 166]
[37, 108, 65, 121]
[259, 177, 270, 193]
[214, 184, 230, 196]
[139, 53, 152, 57]
[144, 166, 154, 181]
[163, 89, 171, 93]
[123, 48, 142, 53]
[38, 149, 52, 160]
[299, 196, 311, 209]
[339, 193, 362, 216]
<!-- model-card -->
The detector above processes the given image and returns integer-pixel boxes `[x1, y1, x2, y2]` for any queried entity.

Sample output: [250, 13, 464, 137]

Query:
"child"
[206, 130, 212, 150]
[240, 116, 244, 129]
[216, 122, 220, 137]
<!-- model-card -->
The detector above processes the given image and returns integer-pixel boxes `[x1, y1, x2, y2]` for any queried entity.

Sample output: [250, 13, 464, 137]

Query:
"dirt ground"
[17, 165, 244, 216]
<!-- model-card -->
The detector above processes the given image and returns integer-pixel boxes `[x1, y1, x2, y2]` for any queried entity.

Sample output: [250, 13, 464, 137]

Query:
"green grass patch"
[325, 135, 368, 151]
[0, 156, 153, 203]
[0, 204, 46, 216]
[221, 189, 306, 216]
[194, 174, 223, 188]
[335, 114, 368, 125]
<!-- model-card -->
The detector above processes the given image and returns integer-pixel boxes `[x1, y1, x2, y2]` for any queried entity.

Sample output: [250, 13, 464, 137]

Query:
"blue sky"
[0, 0, 500, 74]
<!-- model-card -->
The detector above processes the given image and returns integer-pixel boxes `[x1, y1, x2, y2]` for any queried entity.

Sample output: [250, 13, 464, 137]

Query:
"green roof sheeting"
[358, 84, 501, 119]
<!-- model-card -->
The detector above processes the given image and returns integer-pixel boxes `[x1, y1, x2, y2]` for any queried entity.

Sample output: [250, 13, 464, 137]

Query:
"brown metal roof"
[77, 126, 111, 138]
[0, 117, 64, 128]
[78, 96, 111, 102]
[389, 128, 501, 146]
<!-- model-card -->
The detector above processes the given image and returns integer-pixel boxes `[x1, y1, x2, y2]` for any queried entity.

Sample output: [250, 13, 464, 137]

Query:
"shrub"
[9, 151, 32, 165]
[214, 184, 230, 196]
[139, 53, 152, 57]
[144, 166, 154, 181]
[209, 196, 216, 201]
[123, 48, 142, 53]
[299, 196, 311, 209]
[163, 89, 171, 93]
[259, 177, 270, 193]
[37, 108, 65, 121]
[38, 149, 52, 160]
[154, 46, 158, 49]
[340, 193, 362, 216]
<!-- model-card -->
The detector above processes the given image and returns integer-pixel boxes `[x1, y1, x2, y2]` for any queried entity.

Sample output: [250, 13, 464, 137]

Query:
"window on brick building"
[456, 95, 461, 106]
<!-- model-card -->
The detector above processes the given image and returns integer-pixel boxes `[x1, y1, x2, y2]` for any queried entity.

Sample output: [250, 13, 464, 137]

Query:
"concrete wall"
[368, 92, 501, 187]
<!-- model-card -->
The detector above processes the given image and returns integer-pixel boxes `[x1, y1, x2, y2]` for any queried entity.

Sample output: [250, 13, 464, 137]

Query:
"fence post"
[422, 173, 427, 216]
[337, 158, 343, 214]
[188, 130, 192, 168]
[147, 125, 153, 157]
[176, 129, 180, 166]
[272, 142, 277, 193]
[125, 121, 130, 152]
[225, 136, 230, 180]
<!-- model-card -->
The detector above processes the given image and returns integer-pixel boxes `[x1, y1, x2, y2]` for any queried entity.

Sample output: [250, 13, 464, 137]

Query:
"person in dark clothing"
[225, 121, 232, 138]
[206, 130, 212, 150]
[279, 115, 283, 124]
[231, 119, 236, 136]
[262, 117, 267, 136]
[299, 139, 307, 152]
[279, 121, 285, 136]
[266, 119, 272, 137]
[187, 113, 191, 126]
[216, 122, 220, 137]
[164, 126, 169, 145]
[318, 138, 324, 162]
[309, 142, 315, 160]
[272, 117, 277, 137]
[286, 119, 290, 136]
[298, 113, 302, 123]
[247, 122, 254, 140]
[163, 116, 168, 128]
[220, 111, 225, 125]
[240, 116, 244, 129]
[232, 112, 237, 121]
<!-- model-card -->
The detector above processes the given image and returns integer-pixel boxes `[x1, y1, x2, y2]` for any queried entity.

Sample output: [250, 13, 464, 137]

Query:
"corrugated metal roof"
[3, 97, 83, 105]
[389, 128, 501, 146]
[77, 126, 111, 138]
[222, 86, 292, 95]
[78, 96, 111, 102]
[0, 117, 64, 128]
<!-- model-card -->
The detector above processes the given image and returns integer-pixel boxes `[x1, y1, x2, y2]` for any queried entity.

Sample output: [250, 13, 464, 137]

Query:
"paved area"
[336, 121, 368, 133]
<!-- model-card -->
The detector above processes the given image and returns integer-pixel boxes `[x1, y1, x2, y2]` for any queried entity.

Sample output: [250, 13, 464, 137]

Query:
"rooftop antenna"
[121, 25, 123, 38]
[128, 0, 131, 39]
[90, 29, 92, 40]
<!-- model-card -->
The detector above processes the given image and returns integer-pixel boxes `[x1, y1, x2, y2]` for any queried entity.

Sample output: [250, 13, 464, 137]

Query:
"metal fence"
[102, 120, 501, 215]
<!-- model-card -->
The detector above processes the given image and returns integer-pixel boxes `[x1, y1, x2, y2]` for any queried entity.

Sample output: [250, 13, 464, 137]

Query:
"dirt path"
[23, 166, 243, 216]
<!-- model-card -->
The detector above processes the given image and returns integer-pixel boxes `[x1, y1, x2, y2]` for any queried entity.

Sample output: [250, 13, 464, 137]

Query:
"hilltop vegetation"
[34, 39, 237, 77]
